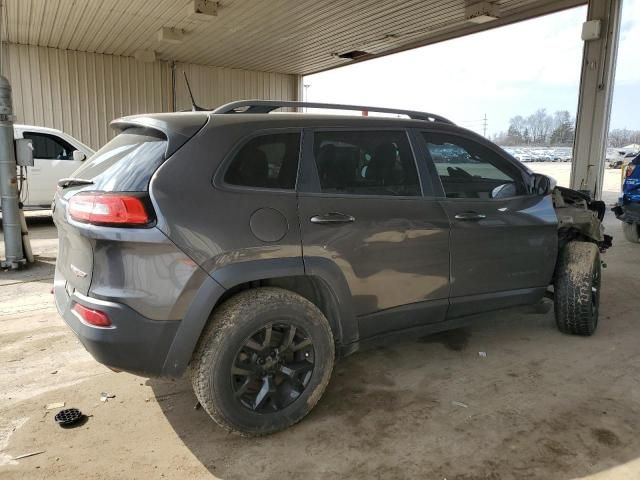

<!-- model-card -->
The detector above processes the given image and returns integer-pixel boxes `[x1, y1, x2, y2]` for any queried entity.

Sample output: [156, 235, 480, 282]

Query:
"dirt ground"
[2, 164, 640, 480]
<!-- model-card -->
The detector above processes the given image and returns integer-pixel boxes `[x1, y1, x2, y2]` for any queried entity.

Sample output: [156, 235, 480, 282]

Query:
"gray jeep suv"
[53, 100, 610, 435]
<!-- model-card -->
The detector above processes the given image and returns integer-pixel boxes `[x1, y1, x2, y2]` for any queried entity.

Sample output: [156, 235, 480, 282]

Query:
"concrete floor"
[1, 166, 640, 479]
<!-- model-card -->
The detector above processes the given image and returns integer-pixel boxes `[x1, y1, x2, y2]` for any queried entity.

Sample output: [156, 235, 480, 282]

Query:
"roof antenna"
[184, 72, 205, 111]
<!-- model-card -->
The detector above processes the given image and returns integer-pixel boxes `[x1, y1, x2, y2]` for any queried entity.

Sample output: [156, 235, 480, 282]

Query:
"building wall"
[3, 44, 300, 150]
[174, 63, 299, 112]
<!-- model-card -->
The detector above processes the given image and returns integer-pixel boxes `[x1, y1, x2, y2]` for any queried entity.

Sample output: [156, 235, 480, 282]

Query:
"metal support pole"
[570, 0, 623, 198]
[0, 75, 26, 269]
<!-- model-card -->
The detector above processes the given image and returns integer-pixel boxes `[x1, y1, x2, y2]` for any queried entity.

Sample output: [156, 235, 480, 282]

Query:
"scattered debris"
[478, 351, 487, 358]
[100, 392, 116, 402]
[45, 402, 65, 410]
[12, 450, 45, 461]
[452, 401, 469, 408]
[54, 408, 86, 428]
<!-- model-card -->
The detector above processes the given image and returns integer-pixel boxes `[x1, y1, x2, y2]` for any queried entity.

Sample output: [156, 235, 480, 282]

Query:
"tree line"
[493, 109, 575, 146]
[493, 109, 640, 148]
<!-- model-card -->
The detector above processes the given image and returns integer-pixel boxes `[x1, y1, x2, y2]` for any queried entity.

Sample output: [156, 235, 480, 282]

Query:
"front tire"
[622, 222, 640, 243]
[554, 241, 601, 336]
[190, 287, 335, 436]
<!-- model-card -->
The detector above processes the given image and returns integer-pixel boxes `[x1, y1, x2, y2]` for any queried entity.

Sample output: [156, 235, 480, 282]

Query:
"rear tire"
[190, 287, 335, 436]
[554, 241, 601, 336]
[622, 222, 640, 243]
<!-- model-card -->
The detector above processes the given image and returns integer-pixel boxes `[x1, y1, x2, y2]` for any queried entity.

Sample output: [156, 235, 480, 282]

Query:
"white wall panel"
[2, 44, 300, 150]
[3, 43, 171, 149]
[174, 62, 300, 111]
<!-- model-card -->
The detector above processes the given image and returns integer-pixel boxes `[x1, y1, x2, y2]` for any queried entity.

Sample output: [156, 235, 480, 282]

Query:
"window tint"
[23, 132, 76, 160]
[313, 130, 420, 196]
[72, 128, 166, 191]
[224, 133, 300, 189]
[422, 133, 526, 199]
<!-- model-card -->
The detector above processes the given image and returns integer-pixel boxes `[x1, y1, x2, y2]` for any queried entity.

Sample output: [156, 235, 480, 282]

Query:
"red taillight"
[72, 303, 112, 327]
[68, 192, 150, 226]
[625, 165, 636, 178]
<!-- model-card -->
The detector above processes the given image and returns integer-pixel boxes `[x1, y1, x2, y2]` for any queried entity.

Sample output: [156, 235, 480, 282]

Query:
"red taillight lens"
[625, 165, 636, 178]
[72, 303, 112, 327]
[68, 193, 150, 226]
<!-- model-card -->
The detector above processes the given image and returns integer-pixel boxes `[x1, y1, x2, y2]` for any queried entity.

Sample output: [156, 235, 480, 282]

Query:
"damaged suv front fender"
[552, 186, 612, 251]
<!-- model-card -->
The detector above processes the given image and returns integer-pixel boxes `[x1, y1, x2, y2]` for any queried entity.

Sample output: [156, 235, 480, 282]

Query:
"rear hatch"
[54, 113, 208, 296]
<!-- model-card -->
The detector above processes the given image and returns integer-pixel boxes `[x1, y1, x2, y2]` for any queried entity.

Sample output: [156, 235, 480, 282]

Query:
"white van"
[14, 125, 94, 209]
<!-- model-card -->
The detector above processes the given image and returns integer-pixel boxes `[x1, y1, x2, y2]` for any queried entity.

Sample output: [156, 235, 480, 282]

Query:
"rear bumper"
[54, 271, 179, 377]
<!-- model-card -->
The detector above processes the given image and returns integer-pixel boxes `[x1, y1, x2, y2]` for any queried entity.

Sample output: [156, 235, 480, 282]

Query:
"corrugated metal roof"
[4, 0, 585, 75]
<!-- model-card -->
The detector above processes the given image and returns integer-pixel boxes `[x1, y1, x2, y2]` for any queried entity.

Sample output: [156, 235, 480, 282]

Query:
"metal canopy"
[6, 0, 585, 75]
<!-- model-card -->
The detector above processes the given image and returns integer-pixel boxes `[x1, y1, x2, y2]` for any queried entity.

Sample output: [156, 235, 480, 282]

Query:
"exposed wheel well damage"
[552, 186, 612, 253]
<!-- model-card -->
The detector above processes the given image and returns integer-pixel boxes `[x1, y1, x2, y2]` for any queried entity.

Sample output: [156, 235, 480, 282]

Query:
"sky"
[304, 0, 640, 137]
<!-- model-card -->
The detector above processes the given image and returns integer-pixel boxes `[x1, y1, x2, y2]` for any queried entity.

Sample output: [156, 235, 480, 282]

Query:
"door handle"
[454, 211, 486, 221]
[310, 212, 355, 224]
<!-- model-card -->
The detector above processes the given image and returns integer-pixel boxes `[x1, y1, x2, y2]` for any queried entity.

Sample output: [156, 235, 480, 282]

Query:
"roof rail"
[211, 100, 455, 125]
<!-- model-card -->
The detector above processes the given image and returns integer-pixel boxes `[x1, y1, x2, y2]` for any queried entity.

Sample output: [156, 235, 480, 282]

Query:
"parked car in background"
[607, 149, 636, 169]
[53, 101, 610, 436]
[613, 153, 640, 243]
[14, 125, 94, 209]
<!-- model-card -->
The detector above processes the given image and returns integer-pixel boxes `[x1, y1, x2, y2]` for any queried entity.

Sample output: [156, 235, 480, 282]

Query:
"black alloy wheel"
[231, 323, 315, 413]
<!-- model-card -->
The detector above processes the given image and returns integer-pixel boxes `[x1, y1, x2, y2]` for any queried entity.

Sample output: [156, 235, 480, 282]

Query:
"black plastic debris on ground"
[54, 408, 87, 428]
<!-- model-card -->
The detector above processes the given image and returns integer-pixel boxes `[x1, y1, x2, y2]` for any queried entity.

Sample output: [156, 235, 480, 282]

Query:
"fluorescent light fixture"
[465, 2, 499, 24]
[186, 0, 219, 20]
[157, 27, 184, 44]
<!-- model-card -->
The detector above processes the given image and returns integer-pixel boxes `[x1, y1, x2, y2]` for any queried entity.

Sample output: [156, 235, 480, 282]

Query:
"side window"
[224, 133, 300, 189]
[422, 132, 526, 199]
[22, 132, 76, 160]
[312, 130, 420, 196]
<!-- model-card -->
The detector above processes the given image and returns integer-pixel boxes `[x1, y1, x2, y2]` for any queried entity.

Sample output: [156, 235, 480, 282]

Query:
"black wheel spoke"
[278, 361, 313, 380]
[253, 376, 273, 410]
[234, 377, 252, 398]
[273, 379, 303, 407]
[262, 325, 273, 350]
[231, 366, 253, 377]
[291, 337, 312, 352]
[244, 338, 263, 351]
[280, 325, 296, 351]
[231, 322, 315, 413]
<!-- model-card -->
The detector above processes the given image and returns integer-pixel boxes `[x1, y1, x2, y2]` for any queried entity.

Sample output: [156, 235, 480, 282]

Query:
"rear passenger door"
[297, 129, 450, 339]
[416, 130, 557, 317]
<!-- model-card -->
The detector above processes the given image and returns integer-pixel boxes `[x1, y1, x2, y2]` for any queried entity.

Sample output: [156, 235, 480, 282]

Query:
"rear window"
[72, 128, 166, 191]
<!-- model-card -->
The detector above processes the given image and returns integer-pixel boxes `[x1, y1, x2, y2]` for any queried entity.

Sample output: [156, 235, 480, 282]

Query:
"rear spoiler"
[111, 112, 209, 157]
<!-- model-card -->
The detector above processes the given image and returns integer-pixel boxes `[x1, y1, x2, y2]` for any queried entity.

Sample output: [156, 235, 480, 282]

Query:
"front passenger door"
[23, 132, 84, 207]
[418, 131, 557, 317]
[298, 129, 451, 340]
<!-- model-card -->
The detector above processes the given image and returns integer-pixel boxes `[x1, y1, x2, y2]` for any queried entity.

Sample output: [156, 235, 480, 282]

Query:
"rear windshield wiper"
[58, 178, 94, 189]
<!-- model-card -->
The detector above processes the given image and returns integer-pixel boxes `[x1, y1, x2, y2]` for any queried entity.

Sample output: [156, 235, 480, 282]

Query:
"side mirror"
[491, 182, 517, 199]
[73, 150, 87, 162]
[532, 173, 556, 195]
